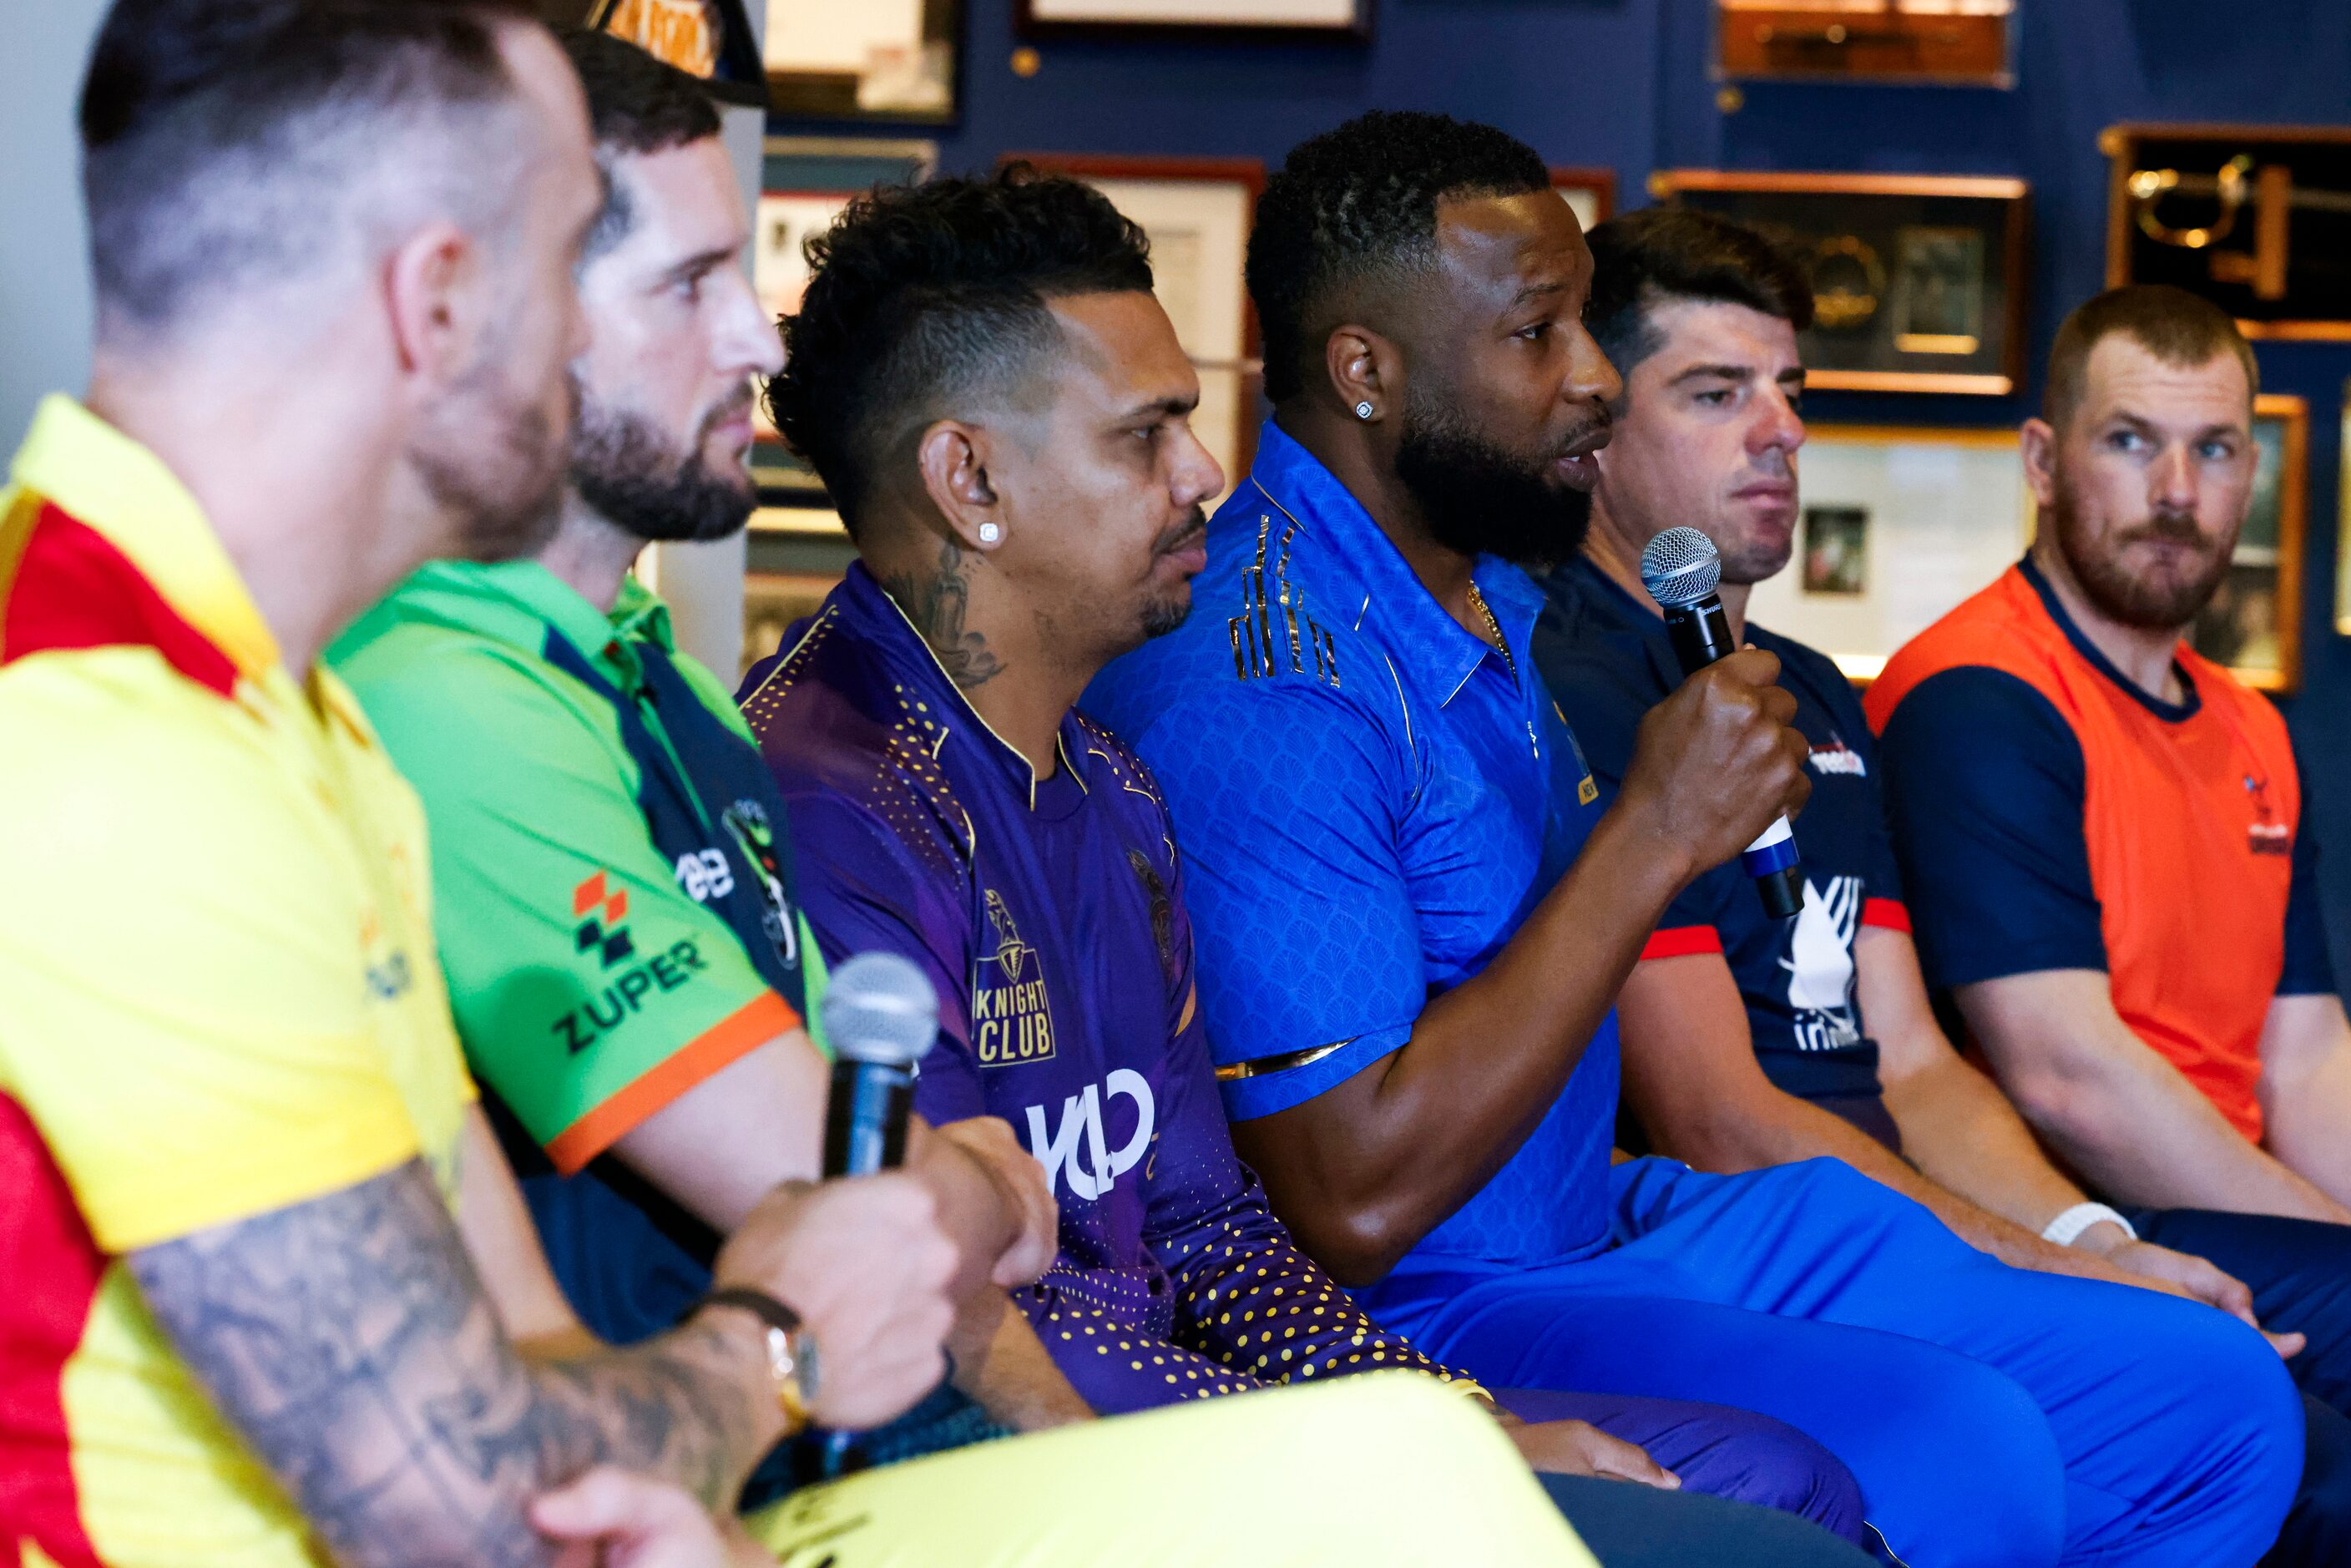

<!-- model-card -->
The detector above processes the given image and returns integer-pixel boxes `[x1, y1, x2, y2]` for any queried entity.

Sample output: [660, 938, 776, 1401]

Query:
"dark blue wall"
[776, 0, 2351, 959]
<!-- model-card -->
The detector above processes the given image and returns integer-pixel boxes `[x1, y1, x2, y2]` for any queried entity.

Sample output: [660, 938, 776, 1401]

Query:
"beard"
[1138, 506, 1206, 640]
[2050, 470, 2235, 630]
[570, 382, 759, 544]
[1393, 386, 1595, 568]
[414, 352, 572, 563]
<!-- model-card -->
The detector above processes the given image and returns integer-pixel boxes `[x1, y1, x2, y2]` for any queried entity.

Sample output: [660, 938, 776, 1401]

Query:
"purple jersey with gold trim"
[740, 564, 1466, 1414]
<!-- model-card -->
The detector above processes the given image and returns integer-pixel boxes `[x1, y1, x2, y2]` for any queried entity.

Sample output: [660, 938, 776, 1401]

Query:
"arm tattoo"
[881, 539, 1004, 690]
[130, 1161, 766, 1568]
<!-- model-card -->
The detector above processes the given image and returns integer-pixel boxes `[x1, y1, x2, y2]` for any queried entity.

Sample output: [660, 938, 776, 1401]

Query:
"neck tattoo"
[881, 538, 1005, 690]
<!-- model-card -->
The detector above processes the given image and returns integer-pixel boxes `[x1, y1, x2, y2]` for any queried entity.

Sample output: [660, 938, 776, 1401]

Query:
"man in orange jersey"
[1871, 284, 2351, 1423]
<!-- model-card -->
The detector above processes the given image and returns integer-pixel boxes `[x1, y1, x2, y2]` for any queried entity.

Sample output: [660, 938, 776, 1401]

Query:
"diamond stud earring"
[1355, 401, 1374, 420]
[978, 522, 1001, 544]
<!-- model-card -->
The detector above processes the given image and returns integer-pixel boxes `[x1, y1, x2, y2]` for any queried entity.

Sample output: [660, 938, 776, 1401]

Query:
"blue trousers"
[1360, 1157, 2303, 1568]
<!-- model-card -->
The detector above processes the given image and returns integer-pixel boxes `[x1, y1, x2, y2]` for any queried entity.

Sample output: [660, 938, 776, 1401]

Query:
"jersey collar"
[833, 561, 1087, 816]
[10, 393, 282, 680]
[1246, 419, 1540, 705]
[2017, 554, 2201, 723]
[384, 558, 670, 687]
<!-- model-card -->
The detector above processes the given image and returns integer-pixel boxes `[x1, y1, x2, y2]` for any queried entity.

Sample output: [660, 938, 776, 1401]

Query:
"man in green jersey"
[330, 30, 1084, 1471]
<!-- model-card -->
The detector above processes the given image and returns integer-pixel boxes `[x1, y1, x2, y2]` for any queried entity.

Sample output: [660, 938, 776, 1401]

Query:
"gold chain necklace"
[1466, 581, 1518, 683]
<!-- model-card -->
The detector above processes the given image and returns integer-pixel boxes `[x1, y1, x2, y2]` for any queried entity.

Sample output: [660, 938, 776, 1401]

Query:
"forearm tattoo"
[130, 1161, 763, 1568]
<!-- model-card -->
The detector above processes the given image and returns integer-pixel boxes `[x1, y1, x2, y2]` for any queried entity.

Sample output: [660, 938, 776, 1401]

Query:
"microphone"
[812, 951, 939, 1475]
[822, 950, 939, 1178]
[1639, 526, 1803, 921]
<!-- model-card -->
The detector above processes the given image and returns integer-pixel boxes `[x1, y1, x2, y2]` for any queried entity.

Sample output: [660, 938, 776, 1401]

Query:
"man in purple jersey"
[738, 168, 1879, 1562]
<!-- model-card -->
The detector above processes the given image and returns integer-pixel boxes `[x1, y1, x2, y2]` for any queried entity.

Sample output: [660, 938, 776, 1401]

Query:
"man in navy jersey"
[741, 166, 1883, 1563]
[1085, 111, 2303, 1568]
[1534, 205, 2351, 1565]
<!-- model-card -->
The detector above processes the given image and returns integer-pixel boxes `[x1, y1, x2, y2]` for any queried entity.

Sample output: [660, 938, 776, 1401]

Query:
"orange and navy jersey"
[1866, 557, 2332, 1145]
[0, 396, 473, 1566]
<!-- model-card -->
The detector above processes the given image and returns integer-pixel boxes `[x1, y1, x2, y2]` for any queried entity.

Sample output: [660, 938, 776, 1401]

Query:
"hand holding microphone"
[1622, 526, 1812, 916]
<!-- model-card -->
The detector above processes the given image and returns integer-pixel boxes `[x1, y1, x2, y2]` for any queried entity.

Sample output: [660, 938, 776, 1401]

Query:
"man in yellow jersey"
[0, 3, 1606, 1565]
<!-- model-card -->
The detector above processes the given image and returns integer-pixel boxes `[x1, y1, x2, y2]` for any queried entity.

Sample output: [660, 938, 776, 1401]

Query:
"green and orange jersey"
[1867, 557, 2334, 1145]
[0, 396, 474, 1567]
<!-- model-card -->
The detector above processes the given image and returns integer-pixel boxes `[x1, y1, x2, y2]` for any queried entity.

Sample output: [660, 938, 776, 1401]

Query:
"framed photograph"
[2191, 393, 2306, 694]
[1743, 424, 2030, 683]
[1800, 505, 1869, 595]
[1005, 154, 1265, 508]
[584, 0, 769, 107]
[741, 525, 859, 679]
[1015, 0, 1371, 44]
[1648, 171, 2030, 395]
[1715, 1, 2015, 89]
[763, 0, 960, 123]
[752, 138, 938, 504]
[2104, 124, 2351, 342]
[1552, 168, 1617, 234]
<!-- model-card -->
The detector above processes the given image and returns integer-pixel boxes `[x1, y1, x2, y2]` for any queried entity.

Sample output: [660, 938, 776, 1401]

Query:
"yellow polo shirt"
[0, 396, 473, 1567]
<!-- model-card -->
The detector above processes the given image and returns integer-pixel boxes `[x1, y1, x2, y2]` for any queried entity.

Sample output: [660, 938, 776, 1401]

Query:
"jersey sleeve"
[1125, 681, 1423, 1121]
[0, 685, 420, 1252]
[778, 789, 981, 1122]
[2281, 771, 2337, 996]
[1874, 665, 2105, 990]
[1140, 847, 1465, 1394]
[350, 641, 789, 1174]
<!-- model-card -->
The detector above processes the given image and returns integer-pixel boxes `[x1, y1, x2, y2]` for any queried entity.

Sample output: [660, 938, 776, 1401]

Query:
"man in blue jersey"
[741, 165, 1882, 1565]
[1533, 205, 2351, 1566]
[1084, 110, 2302, 1567]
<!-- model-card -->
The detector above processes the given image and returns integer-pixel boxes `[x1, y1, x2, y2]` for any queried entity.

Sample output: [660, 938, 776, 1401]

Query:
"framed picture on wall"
[583, 0, 769, 107]
[2191, 393, 2306, 693]
[1014, 0, 1371, 44]
[1648, 171, 2029, 395]
[741, 570, 842, 683]
[2103, 124, 2351, 342]
[1005, 154, 1265, 508]
[1742, 424, 2030, 683]
[763, 0, 960, 123]
[1552, 168, 1617, 234]
[1714, 0, 2015, 89]
[752, 138, 938, 504]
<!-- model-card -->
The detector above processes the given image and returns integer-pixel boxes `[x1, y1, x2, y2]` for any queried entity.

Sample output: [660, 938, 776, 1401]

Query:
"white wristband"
[2042, 1201, 2136, 1248]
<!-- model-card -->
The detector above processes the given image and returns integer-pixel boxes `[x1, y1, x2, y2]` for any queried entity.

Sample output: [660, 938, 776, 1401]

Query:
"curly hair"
[1582, 207, 1814, 380]
[766, 168, 1154, 535]
[1248, 111, 1549, 403]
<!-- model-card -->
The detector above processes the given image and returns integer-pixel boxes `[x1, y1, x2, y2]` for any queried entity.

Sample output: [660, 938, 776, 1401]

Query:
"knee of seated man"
[1686, 1409, 1866, 1541]
[2116, 1289, 2303, 1505]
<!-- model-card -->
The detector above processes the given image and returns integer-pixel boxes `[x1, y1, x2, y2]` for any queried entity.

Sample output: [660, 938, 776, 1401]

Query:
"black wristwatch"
[694, 1287, 819, 1431]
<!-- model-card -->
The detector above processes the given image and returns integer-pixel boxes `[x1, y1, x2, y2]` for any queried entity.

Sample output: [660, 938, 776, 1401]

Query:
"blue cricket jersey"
[741, 563, 1472, 1414]
[1084, 421, 1620, 1279]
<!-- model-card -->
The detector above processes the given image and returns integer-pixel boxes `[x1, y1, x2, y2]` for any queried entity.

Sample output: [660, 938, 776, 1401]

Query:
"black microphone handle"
[822, 1058, 916, 1177]
[1662, 595, 1738, 675]
[1661, 595, 1804, 921]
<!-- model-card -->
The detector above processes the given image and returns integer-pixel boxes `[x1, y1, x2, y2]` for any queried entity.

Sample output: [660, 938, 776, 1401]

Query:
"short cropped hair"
[1249, 111, 1550, 403]
[2044, 285, 2258, 429]
[556, 28, 721, 263]
[1583, 207, 1815, 377]
[768, 168, 1154, 536]
[80, 0, 535, 336]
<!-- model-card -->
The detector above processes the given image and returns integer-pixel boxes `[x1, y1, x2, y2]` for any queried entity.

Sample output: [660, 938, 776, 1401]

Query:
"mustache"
[1153, 507, 1209, 555]
[2118, 509, 2210, 550]
[696, 385, 756, 442]
[1553, 407, 1611, 460]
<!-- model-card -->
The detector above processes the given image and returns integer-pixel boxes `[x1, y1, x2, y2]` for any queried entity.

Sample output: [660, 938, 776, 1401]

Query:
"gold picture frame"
[2191, 392, 2306, 694]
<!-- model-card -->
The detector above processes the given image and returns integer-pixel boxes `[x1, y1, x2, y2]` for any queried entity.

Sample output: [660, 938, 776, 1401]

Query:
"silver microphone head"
[821, 951, 938, 1069]
[1639, 526, 1723, 609]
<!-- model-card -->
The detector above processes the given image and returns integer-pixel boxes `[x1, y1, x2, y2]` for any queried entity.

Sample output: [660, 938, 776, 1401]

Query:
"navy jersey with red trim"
[1533, 557, 1904, 1106]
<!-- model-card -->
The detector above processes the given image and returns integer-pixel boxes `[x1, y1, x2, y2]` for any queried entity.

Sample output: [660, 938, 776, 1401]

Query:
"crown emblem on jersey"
[573, 871, 636, 969]
[983, 889, 1034, 981]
